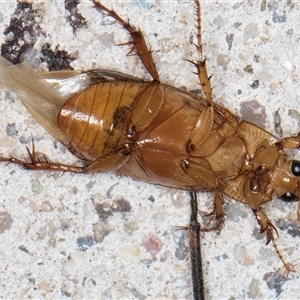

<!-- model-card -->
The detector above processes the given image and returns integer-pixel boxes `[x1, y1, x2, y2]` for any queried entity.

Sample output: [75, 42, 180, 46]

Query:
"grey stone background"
[0, 0, 300, 299]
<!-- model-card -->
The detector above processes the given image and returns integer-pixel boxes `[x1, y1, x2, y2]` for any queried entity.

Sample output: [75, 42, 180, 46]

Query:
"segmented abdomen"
[58, 81, 144, 160]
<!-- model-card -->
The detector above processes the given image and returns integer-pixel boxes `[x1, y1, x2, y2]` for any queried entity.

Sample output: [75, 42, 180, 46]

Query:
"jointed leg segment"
[93, 1, 159, 81]
[254, 209, 295, 275]
[0, 141, 86, 173]
[188, 0, 213, 102]
[202, 191, 225, 231]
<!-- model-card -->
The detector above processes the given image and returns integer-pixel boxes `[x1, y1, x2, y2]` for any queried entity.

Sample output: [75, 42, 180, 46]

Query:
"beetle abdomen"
[58, 81, 144, 161]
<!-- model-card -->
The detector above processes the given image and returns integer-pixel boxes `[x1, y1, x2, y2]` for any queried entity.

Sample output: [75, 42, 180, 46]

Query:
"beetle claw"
[202, 212, 225, 232]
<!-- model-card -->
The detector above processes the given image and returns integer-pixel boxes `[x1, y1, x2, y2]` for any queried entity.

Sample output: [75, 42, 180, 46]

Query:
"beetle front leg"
[93, 1, 159, 81]
[254, 209, 295, 275]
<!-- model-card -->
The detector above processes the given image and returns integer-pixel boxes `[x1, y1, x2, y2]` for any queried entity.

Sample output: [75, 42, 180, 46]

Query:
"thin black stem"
[189, 192, 205, 300]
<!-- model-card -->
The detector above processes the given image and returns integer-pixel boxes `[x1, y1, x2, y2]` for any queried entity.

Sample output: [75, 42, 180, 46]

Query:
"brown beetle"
[0, 1, 300, 299]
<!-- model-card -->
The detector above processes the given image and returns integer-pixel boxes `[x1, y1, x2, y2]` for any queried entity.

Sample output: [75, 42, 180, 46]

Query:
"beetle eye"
[280, 192, 298, 202]
[291, 160, 300, 176]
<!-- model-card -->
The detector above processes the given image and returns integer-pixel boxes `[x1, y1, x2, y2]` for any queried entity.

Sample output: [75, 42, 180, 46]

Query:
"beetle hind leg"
[93, 1, 159, 81]
[0, 139, 86, 173]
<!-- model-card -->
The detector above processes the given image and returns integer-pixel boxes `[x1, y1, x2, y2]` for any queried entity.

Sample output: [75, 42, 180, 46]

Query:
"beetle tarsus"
[255, 209, 295, 274]
[201, 191, 225, 231]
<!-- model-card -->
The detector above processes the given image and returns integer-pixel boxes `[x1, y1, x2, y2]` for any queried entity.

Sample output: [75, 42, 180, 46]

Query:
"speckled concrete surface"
[0, 1, 300, 299]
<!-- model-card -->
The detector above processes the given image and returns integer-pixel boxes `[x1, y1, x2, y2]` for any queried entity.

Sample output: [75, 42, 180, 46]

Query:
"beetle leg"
[0, 139, 132, 174]
[181, 158, 226, 231]
[0, 140, 86, 173]
[278, 132, 300, 149]
[254, 209, 295, 275]
[85, 154, 130, 173]
[186, 103, 214, 152]
[0, 154, 85, 173]
[180, 158, 218, 190]
[93, 1, 159, 81]
[186, 0, 212, 102]
[202, 191, 226, 232]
